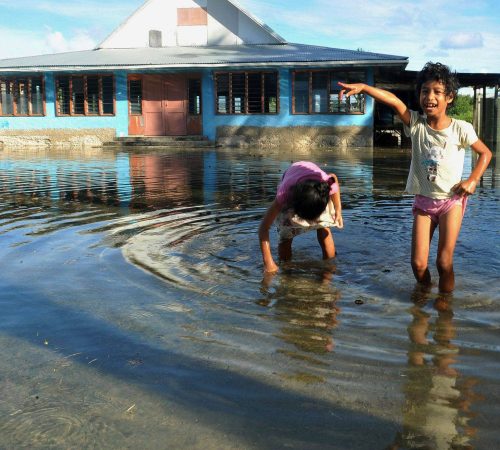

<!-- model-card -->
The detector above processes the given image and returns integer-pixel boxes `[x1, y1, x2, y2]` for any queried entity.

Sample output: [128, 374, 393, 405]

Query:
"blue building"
[0, 0, 408, 148]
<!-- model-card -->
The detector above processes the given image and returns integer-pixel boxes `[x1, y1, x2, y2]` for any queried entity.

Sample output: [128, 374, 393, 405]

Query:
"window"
[264, 72, 278, 113]
[102, 76, 114, 115]
[0, 76, 45, 116]
[87, 76, 100, 115]
[55, 75, 115, 116]
[128, 78, 143, 115]
[293, 70, 366, 114]
[215, 71, 279, 114]
[72, 77, 85, 115]
[188, 78, 201, 115]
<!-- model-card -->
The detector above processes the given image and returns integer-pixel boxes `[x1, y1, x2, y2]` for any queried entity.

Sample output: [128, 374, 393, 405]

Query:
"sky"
[0, 0, 499, 75]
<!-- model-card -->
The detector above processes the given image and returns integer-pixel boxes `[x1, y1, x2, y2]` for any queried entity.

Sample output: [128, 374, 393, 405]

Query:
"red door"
[143, 75, 187, 136]
[164, 75, 187, 135]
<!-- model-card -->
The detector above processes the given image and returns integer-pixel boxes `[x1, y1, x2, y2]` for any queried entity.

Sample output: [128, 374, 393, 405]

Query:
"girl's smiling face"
[419, 80, 454, 118]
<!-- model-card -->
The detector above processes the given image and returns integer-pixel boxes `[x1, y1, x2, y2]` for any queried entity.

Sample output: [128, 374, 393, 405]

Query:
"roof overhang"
[0, 44, 408, 74]
[0, 60, 409, 73]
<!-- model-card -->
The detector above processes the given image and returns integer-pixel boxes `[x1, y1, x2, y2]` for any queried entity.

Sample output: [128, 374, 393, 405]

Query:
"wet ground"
[0, 146, 498, 449]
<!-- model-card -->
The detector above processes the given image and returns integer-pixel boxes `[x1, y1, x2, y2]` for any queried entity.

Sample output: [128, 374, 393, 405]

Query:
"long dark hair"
[291, 179, 330, 220]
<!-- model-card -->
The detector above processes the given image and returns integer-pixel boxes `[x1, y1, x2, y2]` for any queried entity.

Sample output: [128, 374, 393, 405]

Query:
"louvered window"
[129, 78, 142, 115]
[215, 71, 279, 115]
[188, 78, 202, 115]
[293, 70, 366, 114]
[0, 76, 45, 116]
[55, 75, 115, 116]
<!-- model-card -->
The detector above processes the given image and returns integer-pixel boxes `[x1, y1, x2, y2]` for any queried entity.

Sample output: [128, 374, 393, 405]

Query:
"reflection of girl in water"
[389, 295, 478, 450]
[259, 264, 340, 355]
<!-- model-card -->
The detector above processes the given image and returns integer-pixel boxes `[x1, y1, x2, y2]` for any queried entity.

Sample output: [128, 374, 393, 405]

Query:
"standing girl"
[259, 161, 343, 273]
[339, 62, 492, 293]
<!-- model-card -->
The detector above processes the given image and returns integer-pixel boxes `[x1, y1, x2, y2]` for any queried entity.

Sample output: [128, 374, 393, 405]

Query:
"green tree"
[449, 94, 474, 123]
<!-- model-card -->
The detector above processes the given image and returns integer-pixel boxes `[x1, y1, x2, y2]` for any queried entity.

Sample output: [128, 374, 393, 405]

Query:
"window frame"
[292, 69, 366, 115]
[214, 70, 279, 115]
[187, 77, 202, 116]
[55, 74, 116, 117]
[127, 75, 143, 116]
[0, 76, 46, 117]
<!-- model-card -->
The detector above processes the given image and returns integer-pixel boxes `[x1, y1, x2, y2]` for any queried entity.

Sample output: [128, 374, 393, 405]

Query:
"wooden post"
[481, 85, 487, 142]
[492, 83, 498, 188]
[472, 86, 477, 131]
[494, 84, 498, 150]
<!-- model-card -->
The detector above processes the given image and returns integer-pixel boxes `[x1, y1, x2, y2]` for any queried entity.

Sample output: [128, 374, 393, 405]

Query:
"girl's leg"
[317, 227, 335, 259]
[411, 212, 437, 285]
[436, 205, 463, 293]
[278, 238, 293, 261]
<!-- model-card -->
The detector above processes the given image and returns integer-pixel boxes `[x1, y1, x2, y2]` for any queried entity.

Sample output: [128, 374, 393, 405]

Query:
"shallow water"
[0, 146, 498, 449]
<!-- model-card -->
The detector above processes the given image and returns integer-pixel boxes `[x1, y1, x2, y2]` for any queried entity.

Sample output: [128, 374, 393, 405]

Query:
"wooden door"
[164, 75, 187, 135]
[143, 75, 165, 136]
[143, 74, 187, 136]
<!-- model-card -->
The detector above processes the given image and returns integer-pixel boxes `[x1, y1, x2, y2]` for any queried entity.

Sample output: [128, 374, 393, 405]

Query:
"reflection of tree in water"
[258, 263, 340, 359]
[389, 294, 482, 450]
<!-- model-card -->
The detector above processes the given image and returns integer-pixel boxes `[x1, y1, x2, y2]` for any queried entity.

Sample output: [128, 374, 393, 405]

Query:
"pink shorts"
[412, 194, 467, 224]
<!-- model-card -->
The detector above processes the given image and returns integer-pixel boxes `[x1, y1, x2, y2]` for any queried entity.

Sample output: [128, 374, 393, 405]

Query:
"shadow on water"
[0, 282, 398, 450]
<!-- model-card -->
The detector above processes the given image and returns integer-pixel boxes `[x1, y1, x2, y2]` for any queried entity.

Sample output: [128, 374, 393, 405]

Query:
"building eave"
[0, 59, 408, 73]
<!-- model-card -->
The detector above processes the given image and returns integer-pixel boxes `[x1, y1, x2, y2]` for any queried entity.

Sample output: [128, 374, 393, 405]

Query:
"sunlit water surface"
[0, 146, 498, 449]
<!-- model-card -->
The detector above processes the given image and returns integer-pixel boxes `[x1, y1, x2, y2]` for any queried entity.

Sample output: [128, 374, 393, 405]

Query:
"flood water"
[0, 146, 498, 449]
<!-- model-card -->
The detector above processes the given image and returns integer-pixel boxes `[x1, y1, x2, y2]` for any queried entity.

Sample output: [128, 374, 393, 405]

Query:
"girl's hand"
[338, 82, 365, 100]
[264, 261, 279, 274]
[335, 212, 344, 229]
[452, 179, 478, 197]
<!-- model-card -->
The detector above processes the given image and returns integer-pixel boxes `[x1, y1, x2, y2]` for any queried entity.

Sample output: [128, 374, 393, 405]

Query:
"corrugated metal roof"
[0, 44, 408, 72]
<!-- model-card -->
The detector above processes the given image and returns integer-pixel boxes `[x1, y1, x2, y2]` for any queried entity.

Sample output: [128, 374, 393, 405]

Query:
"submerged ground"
[0, 146, 498, 449]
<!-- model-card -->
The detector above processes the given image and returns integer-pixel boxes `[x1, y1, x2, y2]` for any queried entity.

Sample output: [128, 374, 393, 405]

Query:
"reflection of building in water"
[128, 154, 204, 209]
[0, 153, 122, 206]
[259, 265, 340, 357]
[389, 302, 480, 450]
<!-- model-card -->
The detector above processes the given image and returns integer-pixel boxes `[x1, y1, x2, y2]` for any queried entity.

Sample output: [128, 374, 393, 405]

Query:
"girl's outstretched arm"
[258, 200, 281, 273]
[338, 82, 411, 126]
[452, 139, 492, 196]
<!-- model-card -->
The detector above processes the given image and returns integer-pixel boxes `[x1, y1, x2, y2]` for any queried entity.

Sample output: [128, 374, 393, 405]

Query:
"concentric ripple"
[118, 205, 265, 297]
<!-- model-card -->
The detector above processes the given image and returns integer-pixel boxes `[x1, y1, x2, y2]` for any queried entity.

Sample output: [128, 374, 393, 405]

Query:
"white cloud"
[0, 28, 48, 59]
[439, 32, 484, 49]
[44, 28, 96, 53]
[0, 27, 97, 59]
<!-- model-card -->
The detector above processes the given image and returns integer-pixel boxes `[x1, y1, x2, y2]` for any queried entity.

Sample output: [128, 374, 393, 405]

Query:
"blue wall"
[1, 67, 374, 140]
[203, 67, 374, 140]
[0, 71, 129, 136]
